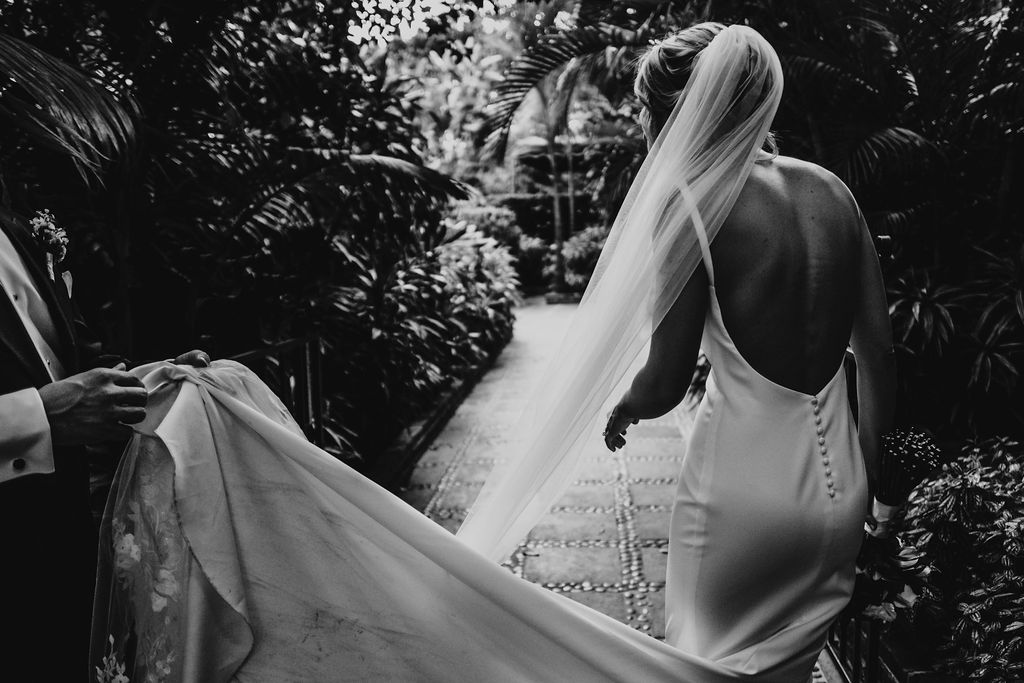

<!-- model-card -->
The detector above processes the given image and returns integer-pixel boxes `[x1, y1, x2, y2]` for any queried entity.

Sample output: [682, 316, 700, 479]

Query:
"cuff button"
[12, 458, 26, 472]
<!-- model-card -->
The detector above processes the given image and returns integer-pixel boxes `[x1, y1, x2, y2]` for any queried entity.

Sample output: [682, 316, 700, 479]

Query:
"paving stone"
[431, 514, 463, 535]
[575, 457, 620, 481]
[417, 442, 462, 467]
[523, 546, 621, 584]
[630, 484, 679, 508]
[455, 459, 495, 483]
[647, 589, 666, 639]
[624, 437, 685, 459]
[468, 435, 518, 460]
[530, 511, 617, 540]
[406, 463, 447, 488]
[434, 482, 484, 508]
[629, 423, 683, 438]
[641, 547, 669, 584]
[562, 590, 628, 622]
[634, 510, 671, 540]
[627, 458, 683, 480]
[398, 486, 436, 509]
[554, 485, 615, 509]
[440, 414, 477, 436]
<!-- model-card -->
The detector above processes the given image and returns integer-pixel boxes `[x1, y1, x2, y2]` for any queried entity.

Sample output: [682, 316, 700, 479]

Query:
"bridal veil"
[457, 24, 784, 561]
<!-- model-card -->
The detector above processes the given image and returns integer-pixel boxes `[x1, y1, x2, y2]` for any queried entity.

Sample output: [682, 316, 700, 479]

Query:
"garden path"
[399, 298, 835, 681]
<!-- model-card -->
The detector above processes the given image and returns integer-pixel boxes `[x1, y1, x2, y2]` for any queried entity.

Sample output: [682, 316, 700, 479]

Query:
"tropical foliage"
[544, 223, 608, 293]
[0, 1, 516, 466]
[482, 0, 1024, 440]
[898, 439, 1024, 681]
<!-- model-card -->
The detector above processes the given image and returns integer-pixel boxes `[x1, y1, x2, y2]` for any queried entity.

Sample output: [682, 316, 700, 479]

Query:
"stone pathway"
[399, 298, 832, 681]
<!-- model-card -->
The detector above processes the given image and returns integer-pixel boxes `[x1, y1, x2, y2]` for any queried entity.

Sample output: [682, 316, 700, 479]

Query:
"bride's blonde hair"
[635, 22, 778, 156]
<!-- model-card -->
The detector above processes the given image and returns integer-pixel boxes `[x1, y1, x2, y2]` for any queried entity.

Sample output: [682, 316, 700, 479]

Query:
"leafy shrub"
[888, 237, 1024, 439]
[492, 193, 597, 241]
[451, 204, 522, 252]
[449, 202, 550, 292]
[545, 225, 609, 293]
[319, 226, 518, 463]
[899, 439, 1024, 681]
[435, 225, 521, 359]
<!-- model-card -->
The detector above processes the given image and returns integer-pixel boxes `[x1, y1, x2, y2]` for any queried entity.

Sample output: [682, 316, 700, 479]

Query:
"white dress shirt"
[0, 227, 65, 483]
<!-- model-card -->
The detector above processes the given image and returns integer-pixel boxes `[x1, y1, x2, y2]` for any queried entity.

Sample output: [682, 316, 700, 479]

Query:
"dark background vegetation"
[0, 0, 518, 464]
[0, 2, 1020, 676]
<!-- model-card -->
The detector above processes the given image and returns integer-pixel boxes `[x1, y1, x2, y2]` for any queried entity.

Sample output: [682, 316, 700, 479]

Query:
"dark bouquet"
[843, 428, 946, 622]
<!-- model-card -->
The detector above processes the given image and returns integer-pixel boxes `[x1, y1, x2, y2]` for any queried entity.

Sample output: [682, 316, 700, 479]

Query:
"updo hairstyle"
[634, 22, 778, 155]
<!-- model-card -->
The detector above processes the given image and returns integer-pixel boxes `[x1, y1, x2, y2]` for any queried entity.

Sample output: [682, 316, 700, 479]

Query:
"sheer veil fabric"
[457, 25, 784, 562]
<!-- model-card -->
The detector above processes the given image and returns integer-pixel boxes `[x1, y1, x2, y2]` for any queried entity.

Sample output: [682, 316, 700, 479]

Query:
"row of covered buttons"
[811, 396, 835, 498]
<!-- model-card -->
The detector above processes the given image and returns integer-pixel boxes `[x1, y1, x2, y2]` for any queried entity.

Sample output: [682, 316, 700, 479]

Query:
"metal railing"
[231, 337, 325, 446]
[827, 618, 892, 683]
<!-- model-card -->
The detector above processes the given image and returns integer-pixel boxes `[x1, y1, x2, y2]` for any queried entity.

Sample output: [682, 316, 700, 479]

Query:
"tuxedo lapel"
[0, 209, 78, 375]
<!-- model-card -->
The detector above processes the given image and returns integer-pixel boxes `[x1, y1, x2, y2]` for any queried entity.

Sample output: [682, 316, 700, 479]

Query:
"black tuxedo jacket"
[0, 205, 103, 680]
[0, 204, 102, 390]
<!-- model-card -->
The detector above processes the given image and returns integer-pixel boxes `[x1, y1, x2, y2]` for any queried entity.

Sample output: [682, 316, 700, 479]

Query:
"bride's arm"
[605, 263, 709, 450]
[849, 211, 896, 493]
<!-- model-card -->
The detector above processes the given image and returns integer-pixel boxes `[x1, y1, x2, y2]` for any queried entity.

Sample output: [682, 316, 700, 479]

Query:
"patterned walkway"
[399, 299, 832, 680]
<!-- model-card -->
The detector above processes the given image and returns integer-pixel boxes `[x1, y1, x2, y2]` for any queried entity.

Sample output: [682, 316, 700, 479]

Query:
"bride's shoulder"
[769, 155, 843, 185]
[762, 156, 858, 209]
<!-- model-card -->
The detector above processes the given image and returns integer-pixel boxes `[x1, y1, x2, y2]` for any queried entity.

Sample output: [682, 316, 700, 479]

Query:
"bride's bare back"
[711, 155, 861, 395]
[615, 153, 893, 481]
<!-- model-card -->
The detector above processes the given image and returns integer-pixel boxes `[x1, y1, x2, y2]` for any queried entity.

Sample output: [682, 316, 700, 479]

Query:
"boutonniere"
[29, 209, 68, 281]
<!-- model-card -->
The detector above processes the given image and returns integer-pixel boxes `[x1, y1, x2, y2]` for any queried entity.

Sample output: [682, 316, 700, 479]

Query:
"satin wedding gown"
[664, 230, 868, 677]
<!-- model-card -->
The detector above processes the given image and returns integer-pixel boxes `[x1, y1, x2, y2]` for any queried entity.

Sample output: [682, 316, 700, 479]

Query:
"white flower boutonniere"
[29, 209, 68, 282]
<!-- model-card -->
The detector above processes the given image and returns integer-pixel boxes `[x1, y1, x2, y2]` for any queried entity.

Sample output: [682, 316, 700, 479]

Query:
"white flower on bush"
[113, 532, 141, 572]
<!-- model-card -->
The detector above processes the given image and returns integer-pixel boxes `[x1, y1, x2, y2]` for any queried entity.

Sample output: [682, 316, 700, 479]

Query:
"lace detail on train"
[93, 436, 190, 683]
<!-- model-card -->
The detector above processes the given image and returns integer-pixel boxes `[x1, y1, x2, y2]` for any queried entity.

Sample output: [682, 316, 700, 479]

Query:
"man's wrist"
[0, 388, 56, 480]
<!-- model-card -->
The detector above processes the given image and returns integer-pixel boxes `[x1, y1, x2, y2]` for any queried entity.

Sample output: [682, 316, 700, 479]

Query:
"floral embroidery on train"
[95, 435, 188, 683]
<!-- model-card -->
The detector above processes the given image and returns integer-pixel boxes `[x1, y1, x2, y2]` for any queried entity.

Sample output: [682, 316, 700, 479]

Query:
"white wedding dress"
[91, 26, 869, 683]
[91, 351, 863, 683]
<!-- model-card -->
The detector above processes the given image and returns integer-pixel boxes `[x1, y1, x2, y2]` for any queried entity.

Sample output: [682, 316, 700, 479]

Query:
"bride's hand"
[603, 404, 638, 452]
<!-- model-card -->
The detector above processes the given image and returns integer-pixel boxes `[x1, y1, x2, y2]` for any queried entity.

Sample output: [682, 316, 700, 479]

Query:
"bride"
[91, 24, 894, 683]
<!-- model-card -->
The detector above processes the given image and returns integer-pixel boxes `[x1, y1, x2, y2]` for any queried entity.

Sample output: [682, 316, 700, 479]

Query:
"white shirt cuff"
[0, 388, 55, 483]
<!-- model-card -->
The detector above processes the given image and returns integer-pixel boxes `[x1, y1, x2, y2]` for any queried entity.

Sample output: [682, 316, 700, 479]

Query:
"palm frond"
[867, 202, 928, 235]
[347, 153, 470, 201]
[782, 54, 880, 110]
[482, 23, 643, 160]
[843, 126, 937, 188]
[226, 150, 469, 245]
[0, 33, 135, 179]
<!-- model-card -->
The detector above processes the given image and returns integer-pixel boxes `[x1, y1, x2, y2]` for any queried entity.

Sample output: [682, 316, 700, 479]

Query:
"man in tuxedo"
[0, 205, 207, 680]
